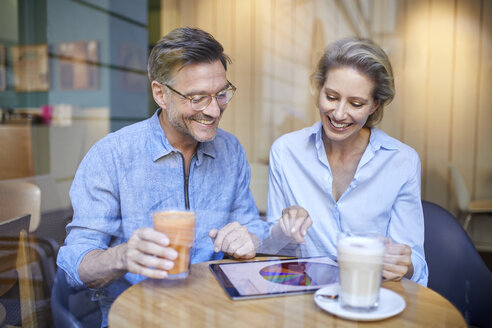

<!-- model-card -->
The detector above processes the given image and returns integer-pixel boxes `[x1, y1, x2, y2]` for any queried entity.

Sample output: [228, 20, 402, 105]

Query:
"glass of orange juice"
[153, 210, 196, 279]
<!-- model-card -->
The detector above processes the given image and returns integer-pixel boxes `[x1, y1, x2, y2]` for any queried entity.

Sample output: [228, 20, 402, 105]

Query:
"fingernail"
[215, 247, 219, 252]
[291, 228, 296, 233]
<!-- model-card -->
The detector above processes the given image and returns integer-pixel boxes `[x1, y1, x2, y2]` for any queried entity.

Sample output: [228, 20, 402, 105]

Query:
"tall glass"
[337, 232, 385, 312]
[153, 210, 196, 279]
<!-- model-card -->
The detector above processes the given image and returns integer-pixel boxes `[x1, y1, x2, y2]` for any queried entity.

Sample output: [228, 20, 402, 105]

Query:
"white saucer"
[314, 284, 406, 321]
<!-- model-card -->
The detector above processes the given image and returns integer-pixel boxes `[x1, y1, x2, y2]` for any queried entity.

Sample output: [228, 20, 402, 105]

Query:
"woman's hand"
[383, 238, 414, 281]
[275, 205, 312, 243]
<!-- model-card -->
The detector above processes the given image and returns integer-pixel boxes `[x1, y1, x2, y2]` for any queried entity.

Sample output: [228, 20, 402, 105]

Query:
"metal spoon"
[316, 293, 339, 301]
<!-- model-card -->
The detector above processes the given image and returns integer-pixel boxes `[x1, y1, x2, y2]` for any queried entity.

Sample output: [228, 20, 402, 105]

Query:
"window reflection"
[0, 0, 152, 325]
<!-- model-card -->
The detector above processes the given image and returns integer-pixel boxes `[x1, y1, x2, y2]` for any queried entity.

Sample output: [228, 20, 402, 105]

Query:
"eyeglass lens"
[191, 89, 234, 111]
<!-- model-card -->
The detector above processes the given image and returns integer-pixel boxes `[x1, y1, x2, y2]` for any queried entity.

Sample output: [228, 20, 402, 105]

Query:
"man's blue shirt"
[57, 108, 268, 287]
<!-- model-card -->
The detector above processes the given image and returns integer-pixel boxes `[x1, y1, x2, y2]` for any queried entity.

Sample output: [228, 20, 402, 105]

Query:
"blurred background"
[0, 0, 491, 325]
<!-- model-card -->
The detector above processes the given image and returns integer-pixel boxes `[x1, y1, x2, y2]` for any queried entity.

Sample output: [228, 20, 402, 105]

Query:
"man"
[57, 27, 268, 326]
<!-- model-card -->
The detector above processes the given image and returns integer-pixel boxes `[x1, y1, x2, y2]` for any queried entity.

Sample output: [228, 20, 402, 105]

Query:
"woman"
[267, 37, 428, 285]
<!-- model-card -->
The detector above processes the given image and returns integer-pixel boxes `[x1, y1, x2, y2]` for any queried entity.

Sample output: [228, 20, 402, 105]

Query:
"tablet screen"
[210, 257, 338, 300]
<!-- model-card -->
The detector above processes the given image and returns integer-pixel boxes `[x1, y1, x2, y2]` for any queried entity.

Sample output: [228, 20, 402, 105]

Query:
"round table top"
[108, 258, 466, 327]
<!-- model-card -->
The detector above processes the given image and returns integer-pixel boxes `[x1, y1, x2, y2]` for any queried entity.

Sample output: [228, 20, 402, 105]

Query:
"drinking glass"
[337, 231, 385, 312]
[153, 210, 196, 279]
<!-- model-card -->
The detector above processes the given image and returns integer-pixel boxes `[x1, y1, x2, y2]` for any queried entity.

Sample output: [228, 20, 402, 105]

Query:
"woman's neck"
[323, 127, 371, 160]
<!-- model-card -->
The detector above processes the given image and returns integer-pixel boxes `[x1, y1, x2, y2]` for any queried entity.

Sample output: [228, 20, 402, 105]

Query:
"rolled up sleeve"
[389, 156, 428, 286]
[57, 142, 122, 287]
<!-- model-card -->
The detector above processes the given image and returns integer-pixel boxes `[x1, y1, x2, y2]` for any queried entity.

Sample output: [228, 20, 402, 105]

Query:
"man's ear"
[151, 81, 168, 109]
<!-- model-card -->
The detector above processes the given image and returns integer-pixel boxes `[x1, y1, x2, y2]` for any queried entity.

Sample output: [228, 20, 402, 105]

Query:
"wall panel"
[181, 0, 197, 27]
[161, 0, 180, 35]
[476, 0, 492, 200]
[214, 0, 235, 135]
[233, 0, 254, 158]
[423, 0, 455, 206]
[255, 0, 273, 162]
[450, 0, 482, 207]
[272, 0, 294, 139]
[374, 0, 405, 141]
[402, 0, 429, 175]
[195, 0, 214, 32]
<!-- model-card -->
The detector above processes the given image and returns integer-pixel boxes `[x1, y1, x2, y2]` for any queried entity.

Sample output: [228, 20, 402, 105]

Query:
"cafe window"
[0, 1, 155, 325]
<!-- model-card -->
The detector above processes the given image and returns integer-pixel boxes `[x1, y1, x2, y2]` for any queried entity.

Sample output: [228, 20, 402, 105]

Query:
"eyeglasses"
[164, 81, 237, 111]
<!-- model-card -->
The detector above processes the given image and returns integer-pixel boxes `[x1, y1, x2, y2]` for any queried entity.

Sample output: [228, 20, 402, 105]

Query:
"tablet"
[210, 256, 338, 300]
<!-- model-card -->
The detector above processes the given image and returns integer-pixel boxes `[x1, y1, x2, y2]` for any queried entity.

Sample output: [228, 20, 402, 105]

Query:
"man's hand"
[274, 205, 312, 243]
[122, 227, 178, 278]
[383, 238, 414, 281]
[209, 222, 257, 259]
[79, 227, 178, 288]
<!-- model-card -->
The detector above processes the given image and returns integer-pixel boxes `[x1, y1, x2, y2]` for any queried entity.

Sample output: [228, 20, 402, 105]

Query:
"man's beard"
[166, 100, 221, 143]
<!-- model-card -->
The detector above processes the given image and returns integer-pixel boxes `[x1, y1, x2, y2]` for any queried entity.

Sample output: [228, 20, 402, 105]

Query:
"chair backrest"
[0, 180, 41, 232]
[449, 163, 470, 212]
[422, 200, 492, 327]
[51, 269, 102, 328]
[0, 124, 34, 180]
[0, 214, 38, 327]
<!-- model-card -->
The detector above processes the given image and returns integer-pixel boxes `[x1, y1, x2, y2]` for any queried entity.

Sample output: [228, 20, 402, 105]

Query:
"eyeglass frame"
[163, 81, 237, 111]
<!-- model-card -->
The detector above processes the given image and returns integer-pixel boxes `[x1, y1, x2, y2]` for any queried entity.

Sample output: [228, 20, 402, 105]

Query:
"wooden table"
[108, 258, 466, 327]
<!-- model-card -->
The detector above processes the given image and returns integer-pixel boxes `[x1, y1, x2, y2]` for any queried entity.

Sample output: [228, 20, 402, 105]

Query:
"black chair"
[51, 269, 102, 328]
[0, 214, 53, 327]
[422, 200, 492, 327]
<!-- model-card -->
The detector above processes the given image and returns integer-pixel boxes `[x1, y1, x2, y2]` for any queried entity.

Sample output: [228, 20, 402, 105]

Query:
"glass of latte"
[337, 232, 385, 312]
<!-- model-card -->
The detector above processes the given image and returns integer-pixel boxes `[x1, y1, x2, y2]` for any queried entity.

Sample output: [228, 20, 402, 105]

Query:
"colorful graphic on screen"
[259, 261, 337, 286]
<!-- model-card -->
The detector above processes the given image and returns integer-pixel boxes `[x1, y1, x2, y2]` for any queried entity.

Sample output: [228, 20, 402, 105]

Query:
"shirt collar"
[196, 139, 217, 164]
[368, 127, 399, 151]
[310, 121, 329, 166]
[148, 109, 217, 162]
[311, 121, 323, 147]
